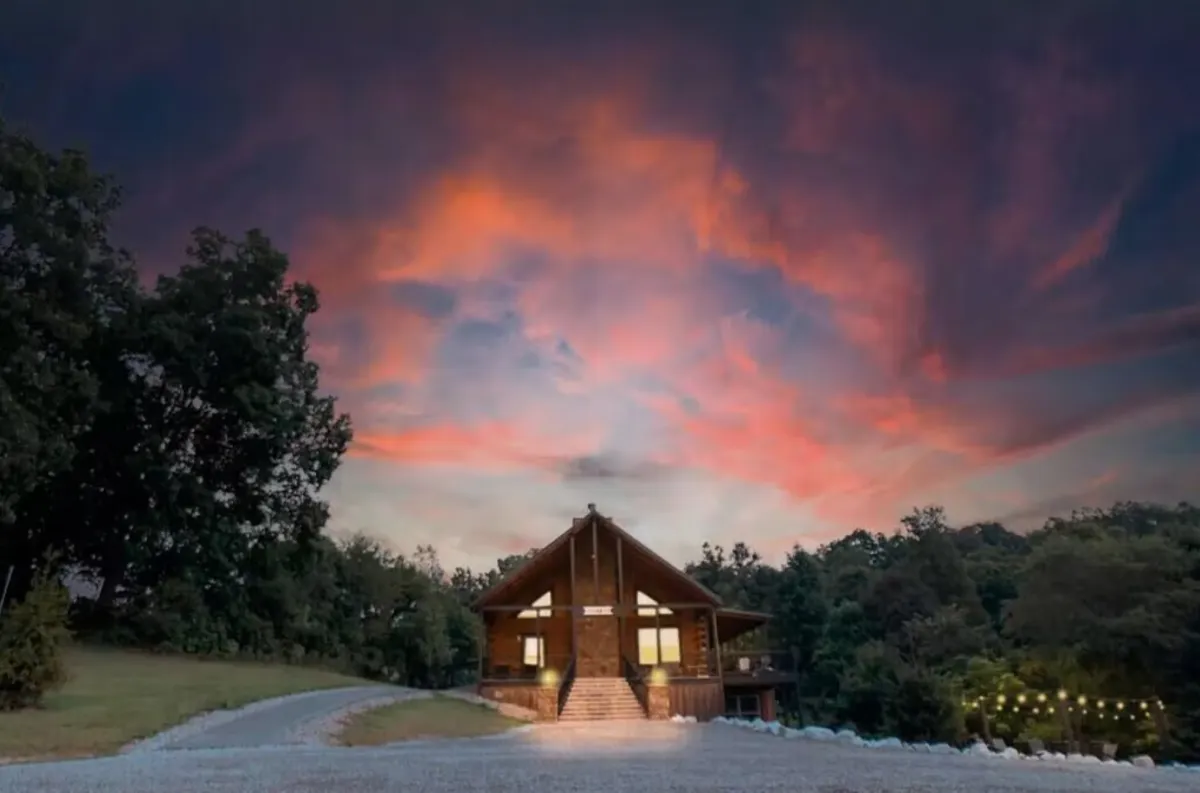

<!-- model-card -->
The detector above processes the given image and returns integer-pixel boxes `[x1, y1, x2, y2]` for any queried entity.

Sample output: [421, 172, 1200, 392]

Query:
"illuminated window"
[637, 627, 681, 665]
[636, 591, 673, 617]
[517, 591, 552, 619]
[522, 636, 545, 667]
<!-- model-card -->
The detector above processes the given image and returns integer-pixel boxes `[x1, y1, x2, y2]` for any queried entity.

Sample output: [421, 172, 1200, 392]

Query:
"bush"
[0, 567, 72, 709]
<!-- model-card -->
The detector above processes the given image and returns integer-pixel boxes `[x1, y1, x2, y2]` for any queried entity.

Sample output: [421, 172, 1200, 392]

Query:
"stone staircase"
[559, 676, 647, 721]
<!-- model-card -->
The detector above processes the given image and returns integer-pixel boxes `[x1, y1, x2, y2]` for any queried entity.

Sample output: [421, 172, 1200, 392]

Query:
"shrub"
[0, 567, 72, 710]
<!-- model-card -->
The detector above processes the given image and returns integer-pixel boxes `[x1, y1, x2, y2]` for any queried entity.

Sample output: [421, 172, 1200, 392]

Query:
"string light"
[967, 690, 1167, 716]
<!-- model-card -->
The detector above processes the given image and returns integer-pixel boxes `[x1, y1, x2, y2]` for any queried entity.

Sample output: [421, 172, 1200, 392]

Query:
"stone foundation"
[648, 685, 670, 720]
[536, 686, 559, 721]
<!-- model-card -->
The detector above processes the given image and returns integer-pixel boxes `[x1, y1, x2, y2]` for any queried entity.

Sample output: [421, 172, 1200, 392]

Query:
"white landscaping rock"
[1132, 755, 1156, 769]
[963, 742, 993, 757]
[800, 726, 837, 742]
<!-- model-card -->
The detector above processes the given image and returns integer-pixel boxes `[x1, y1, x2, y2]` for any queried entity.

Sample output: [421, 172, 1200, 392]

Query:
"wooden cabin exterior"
[472, 505, 797, 722]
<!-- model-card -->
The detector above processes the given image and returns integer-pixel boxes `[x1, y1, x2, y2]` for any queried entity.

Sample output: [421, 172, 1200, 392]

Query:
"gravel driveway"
[4, 717, 1198, 793]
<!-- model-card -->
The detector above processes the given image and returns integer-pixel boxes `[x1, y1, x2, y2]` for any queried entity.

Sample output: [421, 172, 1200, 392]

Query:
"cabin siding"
[668, 679, 724, 720]
[486, 610, 573, 674]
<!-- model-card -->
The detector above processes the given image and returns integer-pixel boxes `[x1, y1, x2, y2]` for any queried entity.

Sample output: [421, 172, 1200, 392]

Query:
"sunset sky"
[4, 2, 1199, 572]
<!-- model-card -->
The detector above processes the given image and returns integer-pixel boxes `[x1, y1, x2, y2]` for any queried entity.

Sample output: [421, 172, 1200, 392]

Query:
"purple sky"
[4, 1, 1199, 570]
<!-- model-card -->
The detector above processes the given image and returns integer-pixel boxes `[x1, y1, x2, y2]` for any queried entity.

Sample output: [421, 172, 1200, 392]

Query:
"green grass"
[0, 646, 371, 761]
[338, 695, 523, 746]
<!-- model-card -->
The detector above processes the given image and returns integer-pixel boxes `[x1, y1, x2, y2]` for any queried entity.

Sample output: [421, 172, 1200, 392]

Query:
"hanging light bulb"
[1037, 693, 1047, 703]
[1140, 701, 1148, 711]
[1077, 696, 1088, 707]
[996, 694, 1007, 706]
[1116, 701, 1125, 711]
[1032, 707, 1040, 715]
[1058, 689, 1068, 701]
[1097, 700, 1106, 709]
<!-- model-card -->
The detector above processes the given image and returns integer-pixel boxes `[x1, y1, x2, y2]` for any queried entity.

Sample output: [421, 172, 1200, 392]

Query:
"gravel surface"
[5, 719, 1199, 793]
[123, 685, 420, 752]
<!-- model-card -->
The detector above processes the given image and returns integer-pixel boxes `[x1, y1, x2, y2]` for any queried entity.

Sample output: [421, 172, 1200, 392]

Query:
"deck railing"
[715, 648, 797, 679]
[622, 654, 649, 714]
[557, 655, 577, 716]
[717, 648, 796, 675]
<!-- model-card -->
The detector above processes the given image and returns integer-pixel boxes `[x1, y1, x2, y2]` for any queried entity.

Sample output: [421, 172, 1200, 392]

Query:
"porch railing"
[716, 648, 797, 678]
[622, 654, 649, 714]
[557, 655, 576, 716]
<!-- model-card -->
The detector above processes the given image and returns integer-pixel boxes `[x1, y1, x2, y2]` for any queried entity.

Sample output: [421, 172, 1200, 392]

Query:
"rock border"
[707, 716, 1200, 774]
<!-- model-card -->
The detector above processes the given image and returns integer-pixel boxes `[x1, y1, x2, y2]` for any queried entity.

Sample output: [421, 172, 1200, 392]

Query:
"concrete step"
[560, 676, 647, 721]
[560, 711, 646, 719]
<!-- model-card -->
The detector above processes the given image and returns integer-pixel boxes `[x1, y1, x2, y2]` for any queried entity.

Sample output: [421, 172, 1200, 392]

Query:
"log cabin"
[472, 504, 798, 722]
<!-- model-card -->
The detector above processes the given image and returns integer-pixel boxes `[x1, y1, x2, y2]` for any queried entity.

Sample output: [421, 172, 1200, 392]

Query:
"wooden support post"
[655, 605, 662, 664]
[534, 611, 542, 667]
[616, 534, 624, 661]
[569, 532, 578, 659]
[710, 607, 723, 686]
[981, 706, 992, 744]
[591, 515, 600, 605]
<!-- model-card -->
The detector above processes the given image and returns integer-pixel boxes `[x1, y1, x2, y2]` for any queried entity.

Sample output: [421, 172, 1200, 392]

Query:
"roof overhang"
[714, 607, 771, 644]
[472, 510, 723, 610]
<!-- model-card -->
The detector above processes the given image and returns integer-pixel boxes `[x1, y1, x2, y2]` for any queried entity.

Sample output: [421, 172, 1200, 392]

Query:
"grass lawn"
[338, 695, 523, 746]
[0, 645, 371, 761]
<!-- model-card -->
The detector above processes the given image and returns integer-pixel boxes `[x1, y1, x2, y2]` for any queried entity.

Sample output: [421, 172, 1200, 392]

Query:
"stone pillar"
[536, 686, 559, 721]
[648, 684, 670, 720]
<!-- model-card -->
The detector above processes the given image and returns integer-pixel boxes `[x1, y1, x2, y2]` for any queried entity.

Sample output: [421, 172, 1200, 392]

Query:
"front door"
[576, 614, 620, 677]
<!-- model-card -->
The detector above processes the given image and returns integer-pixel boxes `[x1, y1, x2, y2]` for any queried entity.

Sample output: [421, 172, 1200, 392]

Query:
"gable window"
[518, 591, 552, 619]
[636, 591, 672, 617]
[637, 626, 681, 665]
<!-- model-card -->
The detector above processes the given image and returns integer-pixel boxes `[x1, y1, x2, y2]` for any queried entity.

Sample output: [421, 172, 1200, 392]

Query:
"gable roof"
[472, 507, 723, 609]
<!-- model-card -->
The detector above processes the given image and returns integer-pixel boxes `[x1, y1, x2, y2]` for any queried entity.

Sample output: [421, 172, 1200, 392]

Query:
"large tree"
[0, 116, 138, 591]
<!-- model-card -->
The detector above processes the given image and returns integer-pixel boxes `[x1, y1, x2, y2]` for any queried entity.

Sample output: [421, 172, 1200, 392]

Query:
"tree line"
[686, 503, 1200, 760]
[1, 114, 1197, 761]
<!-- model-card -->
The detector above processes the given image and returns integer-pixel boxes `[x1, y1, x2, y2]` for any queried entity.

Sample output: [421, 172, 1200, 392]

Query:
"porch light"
[538, 668, 560, 688]
[648, 667, 670, 687]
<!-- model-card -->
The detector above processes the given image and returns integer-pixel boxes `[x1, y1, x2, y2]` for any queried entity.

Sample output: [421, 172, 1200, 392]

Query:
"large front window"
[522, 635, 545, 668]
[637, 626, 681, 665]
